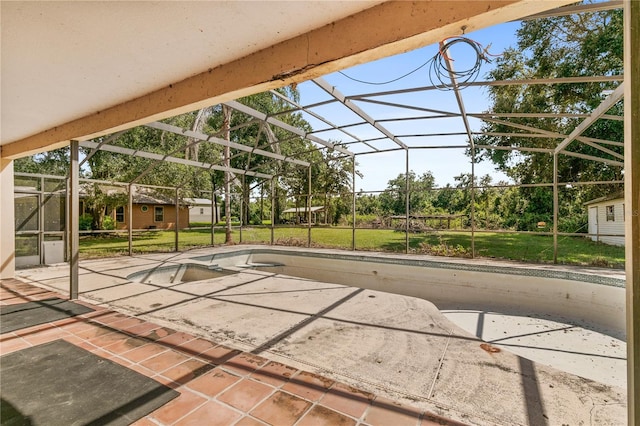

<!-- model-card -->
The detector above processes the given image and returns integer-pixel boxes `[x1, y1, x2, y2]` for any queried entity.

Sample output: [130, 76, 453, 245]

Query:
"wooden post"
[624, 0, 640, 422]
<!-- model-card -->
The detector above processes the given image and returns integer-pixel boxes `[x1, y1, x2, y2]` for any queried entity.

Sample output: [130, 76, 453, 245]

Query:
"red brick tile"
[297, 404, 357, 426]
[129, 417, 157, 426]
[22, 328, 70, 345]
[161, 359, 214, 385]
[57, 320, 95, 334]
[198, 345, 241, 365]
[177, 337, 216, 355]
[157, 331, 195, 347]
[149, 389, 207, 425]
[218, 379, 274, 412]
[111, 317, 146, 331]
[87, 331, 129, 349]
[140, 349, 190, 373]
[281, 371, 334, 402]
[174, 400, 242, 426]
[223, 352, 268, 376]
[140, 326, 177, 341]
[103, 336, 147, 354]
[121, 343, 168, 363]
[128, 363, 156, 378]
[63, 336, 98, 352]
[234, 416, 268, 426]
[0, 336, 31, 354]
[106, 355, 133, 368]
[122, 321, 161, 337]
[320, 382, 374, 419]
[13, 322, 56, 336]
[364, 397, 422, 426]
[187, 369, 241, 397]
[74, 324, 116, 340]
[250, 361, 297, 387]
[89, 347, 114, 360]
[151, 374, 181, 390]
[91, 311, 130, 325]
[250, 391, 311, 426]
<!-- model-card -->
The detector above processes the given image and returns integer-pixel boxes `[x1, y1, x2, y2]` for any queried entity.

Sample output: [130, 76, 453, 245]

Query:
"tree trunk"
[222, 105, 233, 244]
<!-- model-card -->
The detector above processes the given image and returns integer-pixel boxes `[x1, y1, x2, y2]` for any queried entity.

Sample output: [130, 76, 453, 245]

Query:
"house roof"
[79, 184, 176, 206]
[584, 192, 625, 206]
[183, 198, 212, 206]
[282, 206, 325, 214]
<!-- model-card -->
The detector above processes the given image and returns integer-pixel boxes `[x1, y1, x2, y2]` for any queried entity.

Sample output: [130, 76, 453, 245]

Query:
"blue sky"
[296, 20, 523, 192]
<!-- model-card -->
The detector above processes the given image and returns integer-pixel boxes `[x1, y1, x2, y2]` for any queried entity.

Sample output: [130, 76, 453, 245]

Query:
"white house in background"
[184, 198, 219, 224]
[584, 193, 625, 246]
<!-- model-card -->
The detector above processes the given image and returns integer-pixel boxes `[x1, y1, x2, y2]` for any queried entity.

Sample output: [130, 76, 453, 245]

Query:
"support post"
[69, 140, 79, 299]
[352, 157, 356, 251]
[270, 178, 275, 245]
[128, 184, 133, 256]
[553, 154, 559, 263]
[405, 149, 410, 254]
[240, 177, 244, 244]
[0, 156, 15, 279]
[174, 188, 179, 252]
[307, 167, 312, 248]
[624, 0, 640, 423]
[211, 187, 215, 246]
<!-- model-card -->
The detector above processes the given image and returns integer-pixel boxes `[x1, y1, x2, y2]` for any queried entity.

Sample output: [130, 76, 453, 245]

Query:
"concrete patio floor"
[11, 246, 628, 425]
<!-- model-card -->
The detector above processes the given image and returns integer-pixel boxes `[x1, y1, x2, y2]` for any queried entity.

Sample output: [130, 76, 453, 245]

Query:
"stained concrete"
[16, 246, 627, 425]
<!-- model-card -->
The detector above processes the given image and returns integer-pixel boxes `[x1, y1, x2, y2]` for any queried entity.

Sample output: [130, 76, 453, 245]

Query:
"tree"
[477, 5, 623, 199]
[378, 171, 435, 215]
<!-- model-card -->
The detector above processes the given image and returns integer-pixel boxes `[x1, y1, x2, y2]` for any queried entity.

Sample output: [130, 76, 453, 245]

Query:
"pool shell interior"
[14, 246, 628, 425]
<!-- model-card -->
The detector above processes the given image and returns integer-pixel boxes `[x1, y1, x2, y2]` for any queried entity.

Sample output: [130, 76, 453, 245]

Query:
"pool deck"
[8, 246, 628, 425]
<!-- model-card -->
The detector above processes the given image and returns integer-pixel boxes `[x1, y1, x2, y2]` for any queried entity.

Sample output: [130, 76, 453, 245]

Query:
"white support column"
[0, 156, 16, 279]
[69, 140, 79, 299]
[624, 0, 640, 423]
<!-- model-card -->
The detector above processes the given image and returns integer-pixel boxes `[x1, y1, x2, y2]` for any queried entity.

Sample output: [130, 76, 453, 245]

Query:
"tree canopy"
[476, 6, 623, 199]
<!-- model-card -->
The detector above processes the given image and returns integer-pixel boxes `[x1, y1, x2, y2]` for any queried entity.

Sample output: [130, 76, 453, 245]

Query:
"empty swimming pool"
[17, 246, 627, 425]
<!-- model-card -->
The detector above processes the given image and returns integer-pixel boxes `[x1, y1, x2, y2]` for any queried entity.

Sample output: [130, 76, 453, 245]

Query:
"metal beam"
[554, 84, 625, 154]
[560, 150, 624, 167]
[223, 100, 354, 157]
[313, 77, 408, 150]
[80, 140, 273, 179]
[520, 0, 622, 21]
[270, 90, 378, 151]
[146, 121, 310, 167]
[350, 75, 624, 100]
[79, 130, 127, 169]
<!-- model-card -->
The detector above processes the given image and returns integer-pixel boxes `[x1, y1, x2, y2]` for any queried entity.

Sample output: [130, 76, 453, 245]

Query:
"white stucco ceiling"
[0, 0, 382, 145]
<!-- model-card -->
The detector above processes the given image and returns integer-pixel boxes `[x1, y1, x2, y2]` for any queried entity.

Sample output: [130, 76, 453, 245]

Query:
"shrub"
[102, 216, 115, 230]
[79, 214, 93, 231]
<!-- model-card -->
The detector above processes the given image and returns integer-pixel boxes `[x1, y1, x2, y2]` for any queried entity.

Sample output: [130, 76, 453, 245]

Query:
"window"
[606, 205, 615, 222]
[200, 208, 204, 215]
[115, 206, 125, 223]
[154, 206, 164, 222]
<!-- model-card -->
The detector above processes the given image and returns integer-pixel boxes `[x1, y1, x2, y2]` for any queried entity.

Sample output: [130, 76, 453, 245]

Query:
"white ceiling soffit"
[0, 1, 382, 145]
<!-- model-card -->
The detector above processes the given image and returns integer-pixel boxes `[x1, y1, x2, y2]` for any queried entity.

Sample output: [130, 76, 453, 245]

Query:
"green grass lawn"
[78, 226, 625, 268]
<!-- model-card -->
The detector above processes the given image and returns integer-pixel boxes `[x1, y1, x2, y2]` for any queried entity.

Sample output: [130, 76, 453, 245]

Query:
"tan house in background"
[83, 186, 189, 231]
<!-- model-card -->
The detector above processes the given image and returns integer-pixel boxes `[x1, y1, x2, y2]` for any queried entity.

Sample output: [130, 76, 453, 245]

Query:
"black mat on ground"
[0, 298, 94, 334]
[0, 340, 179, 426]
